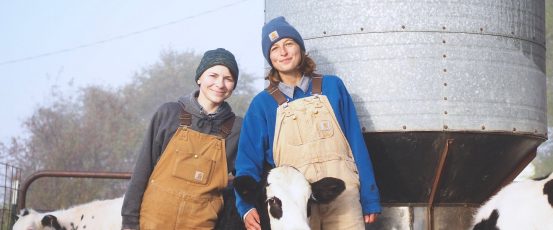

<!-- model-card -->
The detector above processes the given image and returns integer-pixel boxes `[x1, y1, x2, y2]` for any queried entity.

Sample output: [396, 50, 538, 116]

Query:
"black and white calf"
[234, 165, 346, 230]
[13, 196, 123, 230]
[471, 173, 553, 230]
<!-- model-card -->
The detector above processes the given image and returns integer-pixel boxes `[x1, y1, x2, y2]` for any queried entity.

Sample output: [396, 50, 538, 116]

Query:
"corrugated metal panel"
[265, 0, 546, 136]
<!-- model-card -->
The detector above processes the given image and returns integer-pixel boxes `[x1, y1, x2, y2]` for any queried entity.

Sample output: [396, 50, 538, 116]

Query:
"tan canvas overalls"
[269, 75, 365, 229]
[139, 103, 235, 229]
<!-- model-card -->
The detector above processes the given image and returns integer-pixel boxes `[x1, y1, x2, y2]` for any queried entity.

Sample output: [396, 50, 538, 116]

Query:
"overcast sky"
[0, 0, 265, 143]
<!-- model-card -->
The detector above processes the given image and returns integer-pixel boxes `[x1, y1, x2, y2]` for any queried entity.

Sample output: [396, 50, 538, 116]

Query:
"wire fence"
[0, 163, 21, 230]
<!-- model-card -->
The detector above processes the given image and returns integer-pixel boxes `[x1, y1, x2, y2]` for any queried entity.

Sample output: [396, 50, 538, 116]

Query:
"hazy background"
[0, 0, 265, 143]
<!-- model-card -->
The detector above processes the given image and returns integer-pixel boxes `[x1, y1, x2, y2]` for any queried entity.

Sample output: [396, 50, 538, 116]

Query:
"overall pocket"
[182, 196, 223, 229]
[172, 153, 215, 185]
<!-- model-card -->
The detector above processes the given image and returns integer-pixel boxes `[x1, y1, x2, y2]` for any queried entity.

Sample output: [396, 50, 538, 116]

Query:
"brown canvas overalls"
[268, 75, 365, 229]
[140, 103, 235, 229]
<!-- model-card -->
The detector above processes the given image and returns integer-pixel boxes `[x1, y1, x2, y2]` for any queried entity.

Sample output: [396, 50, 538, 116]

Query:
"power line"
[0, 0, 250, 67]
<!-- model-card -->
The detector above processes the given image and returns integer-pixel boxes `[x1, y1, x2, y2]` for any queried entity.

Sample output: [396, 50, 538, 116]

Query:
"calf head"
[13, 209, 65, 230]
[234, 166, 346, 230]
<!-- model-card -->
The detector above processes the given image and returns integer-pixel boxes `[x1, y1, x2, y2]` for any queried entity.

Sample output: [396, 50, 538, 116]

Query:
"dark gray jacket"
[121, 91, 242, 229]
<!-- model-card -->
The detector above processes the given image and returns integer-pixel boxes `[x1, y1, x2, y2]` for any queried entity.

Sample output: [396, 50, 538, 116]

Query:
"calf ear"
[266, 197, 283, 219]
[544, 178, 553, 207]
[19, 208, 29, 217]
[234, 175, 261, 204]
[41, 214, 63, 230]
[310, 177, 346, 204]
[472, 209, 499, 230]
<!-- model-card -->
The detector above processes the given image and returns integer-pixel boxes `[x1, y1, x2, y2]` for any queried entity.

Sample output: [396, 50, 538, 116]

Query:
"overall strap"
[265, 74, 325, 105]
[219, 113, 236, 139]
[266, 81, 288, 105]
[311, 73, 323, 95]
[178, 101, 192, 126]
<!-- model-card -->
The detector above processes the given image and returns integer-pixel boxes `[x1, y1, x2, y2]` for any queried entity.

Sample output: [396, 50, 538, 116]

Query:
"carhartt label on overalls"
[319, 120, 331, 131]
[194, 171, 205, 181]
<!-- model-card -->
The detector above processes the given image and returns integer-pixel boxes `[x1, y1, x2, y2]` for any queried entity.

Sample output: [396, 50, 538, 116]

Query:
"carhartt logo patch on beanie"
[269, 31, 280, 42]
[261, 16, 305, 66]
[195, 48, 239, 89]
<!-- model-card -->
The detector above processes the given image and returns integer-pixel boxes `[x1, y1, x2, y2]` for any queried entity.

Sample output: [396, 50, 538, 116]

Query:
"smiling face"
[269, 38, 302, 76]
[196, 65, 235, 112]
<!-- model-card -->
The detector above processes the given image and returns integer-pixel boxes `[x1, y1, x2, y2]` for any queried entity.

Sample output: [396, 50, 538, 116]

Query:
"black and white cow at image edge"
[12, 196, 123, 230]
[234, 165, 346, 230]
[471, 173, 553, 230]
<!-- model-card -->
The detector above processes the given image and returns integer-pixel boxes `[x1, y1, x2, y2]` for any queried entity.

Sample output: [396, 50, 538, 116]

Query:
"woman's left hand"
[364, 213, 378, 224]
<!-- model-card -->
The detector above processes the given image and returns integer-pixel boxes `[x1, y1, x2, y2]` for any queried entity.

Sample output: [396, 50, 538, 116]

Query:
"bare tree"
[3, 49, 257, 210]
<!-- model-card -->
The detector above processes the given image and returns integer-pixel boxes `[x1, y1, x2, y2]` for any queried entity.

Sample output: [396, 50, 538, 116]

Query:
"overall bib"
[269, 75, 365, 229]
[140, 103, 235, 229]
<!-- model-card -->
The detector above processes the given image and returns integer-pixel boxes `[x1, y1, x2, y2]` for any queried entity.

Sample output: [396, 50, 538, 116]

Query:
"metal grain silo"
[265, 0, 547, 229]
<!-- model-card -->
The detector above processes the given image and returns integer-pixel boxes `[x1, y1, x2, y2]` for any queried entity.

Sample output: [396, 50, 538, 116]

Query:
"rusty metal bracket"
[427, 139, 453, 230]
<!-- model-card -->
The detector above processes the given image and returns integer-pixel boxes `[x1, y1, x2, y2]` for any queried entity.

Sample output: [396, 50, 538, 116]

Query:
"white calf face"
[265, 166, 311, 230]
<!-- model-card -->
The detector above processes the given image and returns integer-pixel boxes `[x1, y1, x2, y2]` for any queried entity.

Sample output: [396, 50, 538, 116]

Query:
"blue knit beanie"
[261, 16, 305, 66]
[195, 48, 239, 89]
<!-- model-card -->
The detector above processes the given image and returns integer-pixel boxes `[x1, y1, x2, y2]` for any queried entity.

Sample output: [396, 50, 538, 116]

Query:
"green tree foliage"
[4, 50, 258, 210]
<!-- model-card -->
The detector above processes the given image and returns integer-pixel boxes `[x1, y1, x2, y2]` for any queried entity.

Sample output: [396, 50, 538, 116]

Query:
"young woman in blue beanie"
[234, 17, 381, 229]
[121, 48, 243, 230]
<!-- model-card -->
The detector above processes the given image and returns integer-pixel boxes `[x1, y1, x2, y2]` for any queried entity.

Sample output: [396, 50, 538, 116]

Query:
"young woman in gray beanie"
[234, 16, 381, 230]
[121, 48, 243, 229]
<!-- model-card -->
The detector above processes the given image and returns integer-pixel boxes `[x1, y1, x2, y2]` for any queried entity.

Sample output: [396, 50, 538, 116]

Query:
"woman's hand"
[364, 213, 378, 224]
[244, 208, 261, 230]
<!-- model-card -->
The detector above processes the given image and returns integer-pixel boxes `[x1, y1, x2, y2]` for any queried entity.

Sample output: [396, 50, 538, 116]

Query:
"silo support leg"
[427, 139, 454, 230]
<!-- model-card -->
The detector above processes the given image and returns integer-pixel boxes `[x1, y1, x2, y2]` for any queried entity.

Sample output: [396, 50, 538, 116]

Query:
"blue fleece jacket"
[234, 75, 381, 217]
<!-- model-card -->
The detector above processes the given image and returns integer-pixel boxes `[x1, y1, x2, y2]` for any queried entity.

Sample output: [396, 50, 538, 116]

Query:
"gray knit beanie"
[195, 48, 239, 89]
